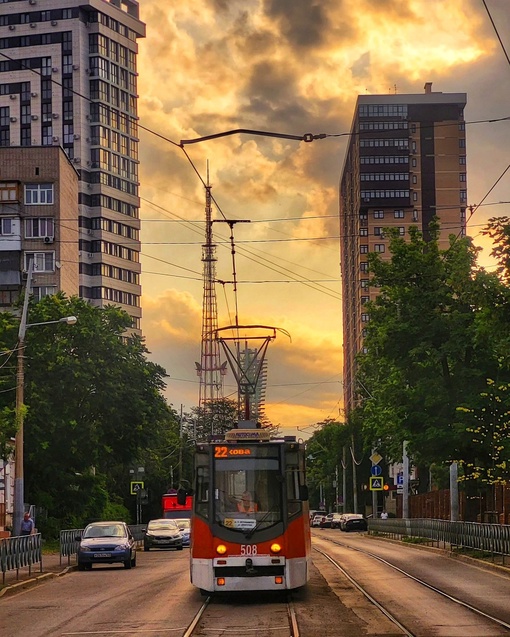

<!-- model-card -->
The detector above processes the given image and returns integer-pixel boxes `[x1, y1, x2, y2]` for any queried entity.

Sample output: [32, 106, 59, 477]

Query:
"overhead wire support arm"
[180, 129, 328, 146]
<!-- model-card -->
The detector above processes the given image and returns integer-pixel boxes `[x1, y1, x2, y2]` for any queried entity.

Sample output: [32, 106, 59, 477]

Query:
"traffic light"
[383, 484, 389, 491]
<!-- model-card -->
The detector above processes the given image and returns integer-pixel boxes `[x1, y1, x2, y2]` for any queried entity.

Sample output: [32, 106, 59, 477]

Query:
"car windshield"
[148, 520, 178, 531]
[176, 520, 190, 529]
[84, 524, 126, 538]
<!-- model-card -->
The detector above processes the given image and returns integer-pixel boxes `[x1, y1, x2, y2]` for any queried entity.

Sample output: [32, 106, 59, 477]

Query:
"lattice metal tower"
[196, 177, 226, 407]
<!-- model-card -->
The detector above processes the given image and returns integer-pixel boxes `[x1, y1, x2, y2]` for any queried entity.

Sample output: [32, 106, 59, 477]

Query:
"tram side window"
[196, 466, 209, 519]
[287, 468, 302, 517]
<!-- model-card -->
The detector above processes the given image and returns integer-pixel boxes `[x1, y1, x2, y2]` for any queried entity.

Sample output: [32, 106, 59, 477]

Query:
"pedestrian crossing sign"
[130, 481, 144, 495]
[369, 477, 384, 491]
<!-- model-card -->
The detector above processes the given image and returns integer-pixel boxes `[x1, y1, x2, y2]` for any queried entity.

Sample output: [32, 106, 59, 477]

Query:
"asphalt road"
[3, 535, 510, 637]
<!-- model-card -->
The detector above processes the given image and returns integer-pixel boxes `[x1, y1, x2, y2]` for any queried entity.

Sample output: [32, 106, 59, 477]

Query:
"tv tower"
[195, 170, 226, 408]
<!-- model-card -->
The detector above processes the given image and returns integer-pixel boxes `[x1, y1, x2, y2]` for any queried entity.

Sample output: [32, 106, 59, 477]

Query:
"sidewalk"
[0, 553, 76, 598]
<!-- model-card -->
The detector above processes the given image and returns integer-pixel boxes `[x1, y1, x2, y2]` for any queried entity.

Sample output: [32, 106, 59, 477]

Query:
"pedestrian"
[20, 512, 35, 536]
[380, 510, 388, 520]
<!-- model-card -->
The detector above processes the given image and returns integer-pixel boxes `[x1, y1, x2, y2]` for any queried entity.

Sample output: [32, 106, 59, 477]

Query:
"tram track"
[183, 592, 300, 637]
[314, 534, 510, 636]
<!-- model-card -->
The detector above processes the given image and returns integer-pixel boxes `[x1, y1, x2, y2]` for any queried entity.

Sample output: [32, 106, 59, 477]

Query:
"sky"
[135, 0, 510, 440]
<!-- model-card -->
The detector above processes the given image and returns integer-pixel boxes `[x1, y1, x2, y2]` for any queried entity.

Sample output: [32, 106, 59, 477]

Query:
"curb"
[0, 565, 76, 599]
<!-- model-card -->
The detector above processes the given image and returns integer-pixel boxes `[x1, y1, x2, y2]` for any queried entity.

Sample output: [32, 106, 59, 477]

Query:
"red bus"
[162, 490, 193, 519]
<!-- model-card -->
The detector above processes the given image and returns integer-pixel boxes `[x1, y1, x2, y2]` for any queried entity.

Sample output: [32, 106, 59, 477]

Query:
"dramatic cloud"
[137, 0, 510, 436]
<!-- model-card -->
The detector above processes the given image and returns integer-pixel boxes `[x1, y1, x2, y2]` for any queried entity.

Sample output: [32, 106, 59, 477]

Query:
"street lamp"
[13, 260, 77, 536]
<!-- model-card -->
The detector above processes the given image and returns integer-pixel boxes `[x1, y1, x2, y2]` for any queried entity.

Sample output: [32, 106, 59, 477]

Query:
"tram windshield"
[213, 450, 282, 532]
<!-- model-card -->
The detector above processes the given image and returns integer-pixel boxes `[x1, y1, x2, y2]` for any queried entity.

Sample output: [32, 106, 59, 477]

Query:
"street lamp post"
[12, 261, 77, 536]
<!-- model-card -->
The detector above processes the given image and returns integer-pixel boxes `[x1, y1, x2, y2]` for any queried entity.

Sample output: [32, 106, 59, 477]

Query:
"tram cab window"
[286, 450, 304, 518]
[213, 451, 283, 530]
[195, 466, 209, 520]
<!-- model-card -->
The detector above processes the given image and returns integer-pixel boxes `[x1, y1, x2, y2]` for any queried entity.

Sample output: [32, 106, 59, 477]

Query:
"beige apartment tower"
[340, 85, 467, 416]
[0, 146, 79, 302]
[0, 0, 145, 335]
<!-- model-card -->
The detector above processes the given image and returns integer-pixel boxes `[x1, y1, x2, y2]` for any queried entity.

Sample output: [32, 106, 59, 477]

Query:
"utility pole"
[450, 461, 459, 521]
[13, 259, 33, 537]
[403, 441, 409, 519]
[178, 404, 183, 485]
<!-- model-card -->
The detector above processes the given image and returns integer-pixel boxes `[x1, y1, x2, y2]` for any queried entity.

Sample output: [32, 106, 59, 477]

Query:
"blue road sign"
[370, 465, 382, 477]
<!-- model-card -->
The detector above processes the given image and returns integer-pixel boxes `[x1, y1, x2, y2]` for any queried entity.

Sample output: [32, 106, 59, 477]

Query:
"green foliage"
[355, 218, 510, 483]
[0, 294, 181, 530]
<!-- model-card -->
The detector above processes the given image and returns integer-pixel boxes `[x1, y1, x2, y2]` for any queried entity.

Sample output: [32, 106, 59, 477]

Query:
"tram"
[189, 419, 311, 593]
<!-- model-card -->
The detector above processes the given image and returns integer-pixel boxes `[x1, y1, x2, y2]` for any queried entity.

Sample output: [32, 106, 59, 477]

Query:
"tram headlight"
[270, 543, 282, 554]
[216, 544, 227, 555]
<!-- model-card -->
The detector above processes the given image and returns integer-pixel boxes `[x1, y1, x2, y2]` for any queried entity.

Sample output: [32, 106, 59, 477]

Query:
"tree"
[355, 220, 510, 472]
[1, 294, 178, 529]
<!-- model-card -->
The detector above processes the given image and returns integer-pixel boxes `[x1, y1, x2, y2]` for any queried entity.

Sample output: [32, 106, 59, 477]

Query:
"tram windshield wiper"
[244, 509, 277, 539]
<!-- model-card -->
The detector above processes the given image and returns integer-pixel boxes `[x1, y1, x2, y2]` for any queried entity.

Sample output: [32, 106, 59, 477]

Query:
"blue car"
[76, 521, 137, 570]
[175, 518, 190, 547]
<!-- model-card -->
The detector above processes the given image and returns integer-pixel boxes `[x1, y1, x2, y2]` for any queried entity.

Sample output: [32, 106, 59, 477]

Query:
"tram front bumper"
[192, 555, 288, 592]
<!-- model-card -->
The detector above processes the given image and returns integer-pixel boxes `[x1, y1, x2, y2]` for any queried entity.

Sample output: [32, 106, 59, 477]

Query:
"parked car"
[143, 518, 183, 551]
[76, 521, 137, 570]
[330, 513, 344, 529]
[340, 513, 368, 532]
[175, 518, 190, 547]
[320, 513, 335, 528]
[311, 512, 327, 527]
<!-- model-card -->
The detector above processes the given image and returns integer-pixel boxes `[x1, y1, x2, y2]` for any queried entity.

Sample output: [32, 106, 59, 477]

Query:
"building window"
[361, 313, 370, 323]
[42, 126, 53, 146]
[413, 192, 418, 201]
[412, 210, 419, 221]
[374, 244, 385, 253]
[24, 251, 55, 272]
[360, 262, 369, 273]
[374, 227, 384, 236]
[361, 279, 369, 289]
[0, 218, 13, 234]
[25, 183, 54, 204]
[360, 245, 369, 254]
[32, 286, 57, 301]
[21, 128, 31, 146]
[25, 217, 54, 238]
[394, 210, 404, 218]
[412, 158, 417, 167]
[459, 138, 466, 148]
[360, 227, 368, 236]
[0, 106, 8, 126]
[374, 210, 384, 219]
[459, 156, 466, 165]
[460, 190, 467, 203]
[0, 182, 18, 201]
[361, 296, 369, 304]
[399, 227, 405, 235]
[460, 173, 466, 182]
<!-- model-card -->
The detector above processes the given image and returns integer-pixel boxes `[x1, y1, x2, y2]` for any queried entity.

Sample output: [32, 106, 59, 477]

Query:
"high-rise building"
[0, 0, 145, 335]
[340, 84, 467, 415]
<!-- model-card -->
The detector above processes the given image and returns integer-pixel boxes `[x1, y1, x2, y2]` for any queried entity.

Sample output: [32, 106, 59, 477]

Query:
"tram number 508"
[241, 544, 257, 556]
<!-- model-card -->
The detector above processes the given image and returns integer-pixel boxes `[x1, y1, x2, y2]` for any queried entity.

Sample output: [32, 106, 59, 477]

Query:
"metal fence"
[369, 518, 510, 566]
[0, 533, 42, 585]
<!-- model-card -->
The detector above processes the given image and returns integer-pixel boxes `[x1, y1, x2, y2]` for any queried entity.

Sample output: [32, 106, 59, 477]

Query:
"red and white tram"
[189, 421, 311, 593]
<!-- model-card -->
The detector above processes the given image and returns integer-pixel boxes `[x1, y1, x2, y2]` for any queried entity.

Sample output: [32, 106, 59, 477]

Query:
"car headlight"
[114, 543, 131, 551]
[79, 546, 92, 552]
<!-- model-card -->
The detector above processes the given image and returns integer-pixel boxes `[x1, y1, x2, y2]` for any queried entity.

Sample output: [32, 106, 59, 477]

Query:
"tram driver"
[237, 490, 258, 513]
